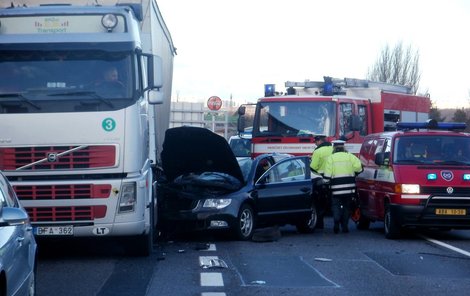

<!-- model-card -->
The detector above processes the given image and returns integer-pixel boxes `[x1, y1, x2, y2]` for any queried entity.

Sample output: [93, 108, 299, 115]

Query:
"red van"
[355, 120, 470, 238]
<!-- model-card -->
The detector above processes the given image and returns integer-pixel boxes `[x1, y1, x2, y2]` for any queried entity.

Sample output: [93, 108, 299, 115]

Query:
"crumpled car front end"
[157, 126, 245, 234]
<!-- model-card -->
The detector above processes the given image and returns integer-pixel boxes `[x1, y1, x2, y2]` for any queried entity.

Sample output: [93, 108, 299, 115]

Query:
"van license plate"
[35, 226, 74, 236]
[435, 209, 466, 215]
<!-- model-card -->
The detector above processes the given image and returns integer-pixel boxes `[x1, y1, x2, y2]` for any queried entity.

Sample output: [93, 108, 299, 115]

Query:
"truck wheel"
[384, 205, 400, 239]
[126, 230, 153, 257]
[234, 204, 255, 240]
[296, 203, 317, 233]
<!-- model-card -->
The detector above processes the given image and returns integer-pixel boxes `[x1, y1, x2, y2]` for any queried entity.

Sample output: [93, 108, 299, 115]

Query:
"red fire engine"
[237, 77, 431, 157]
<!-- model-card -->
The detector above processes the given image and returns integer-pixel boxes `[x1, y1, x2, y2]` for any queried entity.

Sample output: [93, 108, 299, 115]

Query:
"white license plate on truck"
[35, 226, 74, 236]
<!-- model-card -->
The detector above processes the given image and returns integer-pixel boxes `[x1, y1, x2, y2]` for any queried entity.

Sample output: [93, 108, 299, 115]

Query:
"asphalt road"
[37, 217, 470, 296]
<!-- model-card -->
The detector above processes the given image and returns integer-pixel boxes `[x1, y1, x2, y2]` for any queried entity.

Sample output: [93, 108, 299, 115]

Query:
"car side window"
[0, 182, 8, 208]
[0, 187, 5, 208]
[262, 158, 307, 184]
[0, 174, 18, 208]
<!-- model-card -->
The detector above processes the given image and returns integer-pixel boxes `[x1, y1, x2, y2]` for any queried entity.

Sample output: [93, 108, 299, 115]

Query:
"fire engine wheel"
[234, 204, 255, 241]
[296, 202, 318, 233]
[384, 205, 401, 239]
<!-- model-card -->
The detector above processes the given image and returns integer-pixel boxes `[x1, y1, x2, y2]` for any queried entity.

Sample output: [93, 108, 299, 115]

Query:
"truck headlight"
[119, 182, 136, 213]
[203, 199, 232, 209]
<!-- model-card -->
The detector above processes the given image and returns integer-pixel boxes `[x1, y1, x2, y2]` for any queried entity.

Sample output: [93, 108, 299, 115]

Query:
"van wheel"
[356, 214, 371, 230]
[234, 204, 255, 240]
[296, 203, 317, 233]
[384, 205, 400, 239]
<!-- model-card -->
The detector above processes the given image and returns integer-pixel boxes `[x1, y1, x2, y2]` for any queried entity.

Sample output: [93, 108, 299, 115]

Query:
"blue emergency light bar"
[396, 119, 467, 131]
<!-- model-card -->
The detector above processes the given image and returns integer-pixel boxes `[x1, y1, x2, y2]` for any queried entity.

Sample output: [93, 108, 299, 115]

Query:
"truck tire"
[384, 204, 400, 239]
[126, 231, 152, 257]
[234, 204, 255, 240]
[296, 203, 317, 233]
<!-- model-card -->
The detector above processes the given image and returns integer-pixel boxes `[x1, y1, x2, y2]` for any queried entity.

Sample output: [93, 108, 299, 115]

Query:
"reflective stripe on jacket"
[323, 151, 362, 197]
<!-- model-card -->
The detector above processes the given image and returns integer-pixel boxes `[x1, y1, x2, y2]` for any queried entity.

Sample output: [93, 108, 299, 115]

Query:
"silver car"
[0, 171, 37, 296]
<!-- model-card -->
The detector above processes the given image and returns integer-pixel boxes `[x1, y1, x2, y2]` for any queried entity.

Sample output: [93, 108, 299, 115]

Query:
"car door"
[254, 156, 313, 222]
[0, 174, 34, 296]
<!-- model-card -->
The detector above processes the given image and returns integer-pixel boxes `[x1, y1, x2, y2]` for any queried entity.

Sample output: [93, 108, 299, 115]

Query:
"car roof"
[161, 126, 244, 183]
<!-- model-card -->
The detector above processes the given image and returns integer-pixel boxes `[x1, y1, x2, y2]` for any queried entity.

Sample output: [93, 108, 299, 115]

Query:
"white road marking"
[421, 235, 470, 257]
[206, 243, 217, 251]
[201, 293, 226, 296]
[200, 272, 224, 287]
[199, 256, 219, 267]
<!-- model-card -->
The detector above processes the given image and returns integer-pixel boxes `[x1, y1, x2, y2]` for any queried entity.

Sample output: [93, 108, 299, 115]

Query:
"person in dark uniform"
[323, 140, 362, 234]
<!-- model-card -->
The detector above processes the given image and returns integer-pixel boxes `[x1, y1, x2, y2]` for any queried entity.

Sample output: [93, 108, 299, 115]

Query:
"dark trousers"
[331, 195, 352, 230]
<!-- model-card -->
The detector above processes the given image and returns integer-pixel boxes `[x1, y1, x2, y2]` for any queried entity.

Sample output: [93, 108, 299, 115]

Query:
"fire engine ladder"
[285, 77, 412, 94]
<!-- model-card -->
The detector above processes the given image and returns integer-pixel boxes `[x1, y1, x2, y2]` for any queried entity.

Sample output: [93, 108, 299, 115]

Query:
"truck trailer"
[0, 0, 176, 256]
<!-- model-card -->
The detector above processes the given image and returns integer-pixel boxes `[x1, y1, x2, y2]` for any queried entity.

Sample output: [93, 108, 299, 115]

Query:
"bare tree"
[429, 100, 446, 122]
[368, 42, 421, 94]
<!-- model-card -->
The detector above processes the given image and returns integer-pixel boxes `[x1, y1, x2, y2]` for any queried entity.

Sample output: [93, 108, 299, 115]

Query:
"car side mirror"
[375, 152, 390, 166]
[2, 207, 29, 226]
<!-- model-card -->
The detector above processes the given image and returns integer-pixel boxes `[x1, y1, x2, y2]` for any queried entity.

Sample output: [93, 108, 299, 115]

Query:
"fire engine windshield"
[0, 50, 135, 113]
[253, 101, 336, 137]
[393, 135, 470, 165]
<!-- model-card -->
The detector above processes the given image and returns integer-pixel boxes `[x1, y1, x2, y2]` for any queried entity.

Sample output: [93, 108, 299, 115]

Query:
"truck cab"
[355, 120, 470, 238]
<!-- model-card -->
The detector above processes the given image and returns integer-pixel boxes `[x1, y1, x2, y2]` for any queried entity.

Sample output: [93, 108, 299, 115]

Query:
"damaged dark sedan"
[157, 126, 318, 240]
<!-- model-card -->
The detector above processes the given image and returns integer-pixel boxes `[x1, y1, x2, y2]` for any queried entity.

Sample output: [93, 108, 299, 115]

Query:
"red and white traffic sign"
[207, 96, 222, 111]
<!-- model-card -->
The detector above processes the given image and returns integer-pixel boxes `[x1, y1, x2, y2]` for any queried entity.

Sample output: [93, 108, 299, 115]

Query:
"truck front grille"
[14, 184, 112, 200]
[26, 206, 107, 222]
[0, 145, 116, 170]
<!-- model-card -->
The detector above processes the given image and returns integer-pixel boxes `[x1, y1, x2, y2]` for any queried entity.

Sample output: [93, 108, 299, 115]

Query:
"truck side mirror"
[145, 54, 164, 104]
[237, 105, 246, 133]
[351, 115, 361, 131]
[237, 116, 245, 133]
[148, 55, 163, 89]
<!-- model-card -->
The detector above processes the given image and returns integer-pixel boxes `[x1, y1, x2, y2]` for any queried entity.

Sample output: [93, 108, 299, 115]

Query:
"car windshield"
[237, 157, 253, 182]
[393, 135, 470, 165]
[254, 101, 336, 137]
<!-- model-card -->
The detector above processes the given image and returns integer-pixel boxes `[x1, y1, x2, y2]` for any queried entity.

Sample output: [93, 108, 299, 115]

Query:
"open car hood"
[161, 126, 244, 184]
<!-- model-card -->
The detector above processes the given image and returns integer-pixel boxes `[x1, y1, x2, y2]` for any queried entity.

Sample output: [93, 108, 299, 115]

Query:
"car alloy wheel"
[296, 203, 317, 233]
[236, 204, 254, 240]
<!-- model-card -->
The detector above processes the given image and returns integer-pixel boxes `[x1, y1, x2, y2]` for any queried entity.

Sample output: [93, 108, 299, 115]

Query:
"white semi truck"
[0, 0, 176, 256]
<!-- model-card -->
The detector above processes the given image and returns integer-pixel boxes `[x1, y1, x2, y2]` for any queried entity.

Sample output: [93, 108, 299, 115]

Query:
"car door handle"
[300, 187, 311, 194]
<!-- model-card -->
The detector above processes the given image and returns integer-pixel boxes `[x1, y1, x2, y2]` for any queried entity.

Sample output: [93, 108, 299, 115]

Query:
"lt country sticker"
[102, 117, 116, 132]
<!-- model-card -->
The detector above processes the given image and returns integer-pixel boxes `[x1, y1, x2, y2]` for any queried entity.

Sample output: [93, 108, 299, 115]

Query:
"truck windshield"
[253, 101, 336, 137]
[393, 135, 470, 165]
[0, 50, 135, 113]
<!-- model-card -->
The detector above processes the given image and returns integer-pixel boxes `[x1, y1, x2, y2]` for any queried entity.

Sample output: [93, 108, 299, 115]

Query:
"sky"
[156, 0, 470, 109]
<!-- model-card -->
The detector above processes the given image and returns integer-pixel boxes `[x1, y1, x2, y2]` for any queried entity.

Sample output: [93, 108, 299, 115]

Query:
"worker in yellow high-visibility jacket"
[310, 135, 333, 229]
[323, 140, 362, 234]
